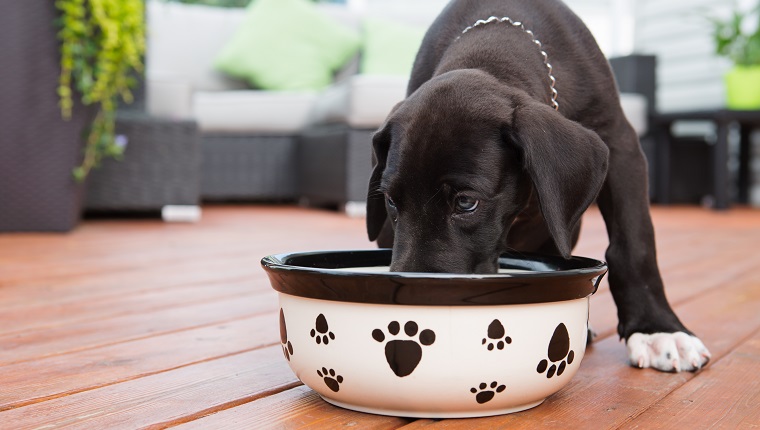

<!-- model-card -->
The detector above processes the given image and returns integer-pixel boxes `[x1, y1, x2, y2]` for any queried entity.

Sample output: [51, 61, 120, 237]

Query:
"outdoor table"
[652, 109, 760, 209]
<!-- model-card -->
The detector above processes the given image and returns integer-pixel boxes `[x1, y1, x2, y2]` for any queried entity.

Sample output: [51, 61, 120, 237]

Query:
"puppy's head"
[367, 69, 609, 273]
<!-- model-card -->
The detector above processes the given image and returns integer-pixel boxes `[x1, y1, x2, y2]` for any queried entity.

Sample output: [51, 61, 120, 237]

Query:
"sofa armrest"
[146, 72, 193, 120]
[310, 75, 408, 129]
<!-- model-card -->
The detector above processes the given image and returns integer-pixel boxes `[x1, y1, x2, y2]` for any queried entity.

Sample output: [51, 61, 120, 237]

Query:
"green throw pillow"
[361, 18, 426, 76]
[214, 0, 361, 91]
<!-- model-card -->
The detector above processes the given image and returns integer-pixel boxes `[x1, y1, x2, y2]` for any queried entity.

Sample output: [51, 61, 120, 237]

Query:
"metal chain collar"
[457, 16, 559, 110]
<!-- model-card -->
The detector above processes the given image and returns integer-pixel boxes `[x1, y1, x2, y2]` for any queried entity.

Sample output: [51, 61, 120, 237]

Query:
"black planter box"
[0, 1, 92, 232]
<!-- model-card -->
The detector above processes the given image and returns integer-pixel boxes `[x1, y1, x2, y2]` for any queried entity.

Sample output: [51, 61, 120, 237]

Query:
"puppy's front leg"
[596, 122, 711, 372]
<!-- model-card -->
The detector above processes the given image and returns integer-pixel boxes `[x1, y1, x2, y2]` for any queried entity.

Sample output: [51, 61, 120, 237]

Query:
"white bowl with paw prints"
[262, 250, 606, 418]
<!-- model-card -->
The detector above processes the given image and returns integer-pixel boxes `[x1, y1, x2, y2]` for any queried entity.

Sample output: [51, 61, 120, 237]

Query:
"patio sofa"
[145, 0, 361, 201]
[145, 0, 448, 205]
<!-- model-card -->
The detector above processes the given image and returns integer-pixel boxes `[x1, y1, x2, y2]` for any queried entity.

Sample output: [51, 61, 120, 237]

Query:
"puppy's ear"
[508, 100, 609, 257]
[366, 104, 400, 242]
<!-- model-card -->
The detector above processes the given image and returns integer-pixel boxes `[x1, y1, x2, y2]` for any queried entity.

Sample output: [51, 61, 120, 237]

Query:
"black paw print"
[482, 319, 512, 350]
[470, 381, 506, 404]
[372, 321, 435, 377]
[317, 367, 343, 392]
[279, 309, 294, 361]
[310, 314, 335, 345]
[537, 323, 575, 378]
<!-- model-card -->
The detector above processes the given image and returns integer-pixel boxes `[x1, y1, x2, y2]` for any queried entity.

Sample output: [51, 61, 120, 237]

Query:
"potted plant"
[0, 0, 144, 232]
[707, 2, 760, 109]
[57, 0, 146, 181]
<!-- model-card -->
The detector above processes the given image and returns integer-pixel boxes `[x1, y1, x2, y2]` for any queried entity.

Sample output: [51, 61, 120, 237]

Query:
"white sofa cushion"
[147, 1, 247, 92]
[311, 75, 409, 129]
[193, 91, 319, 134]
[147, 73, 193, 120]
[146, 0, 360, 125]
[619, 93, 648, 137]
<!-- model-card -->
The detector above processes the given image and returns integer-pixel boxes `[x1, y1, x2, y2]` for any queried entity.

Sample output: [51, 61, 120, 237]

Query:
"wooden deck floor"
[1, 205, 759, 429]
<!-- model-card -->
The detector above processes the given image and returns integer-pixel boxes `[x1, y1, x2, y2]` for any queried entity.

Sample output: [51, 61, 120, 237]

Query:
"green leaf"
[704, 2, 760, 65]
[57, 0, 145, 180]
[72, 166, 86, 182]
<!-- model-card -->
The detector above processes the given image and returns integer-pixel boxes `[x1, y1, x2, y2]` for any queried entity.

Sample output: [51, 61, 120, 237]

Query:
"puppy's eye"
[386, 195, 399, 222]
[455, 195, 479, 213]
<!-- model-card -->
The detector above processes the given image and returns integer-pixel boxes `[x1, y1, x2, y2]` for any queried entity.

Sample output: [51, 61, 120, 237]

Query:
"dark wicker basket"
[298, 125, 373, 208]
[200, 134, 298, 201]
[0, 0, 92, 232]
[84, 112, 200, 211]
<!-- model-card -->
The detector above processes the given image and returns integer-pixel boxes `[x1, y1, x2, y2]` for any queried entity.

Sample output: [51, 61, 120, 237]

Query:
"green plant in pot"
[56, 0, 145, 181]
[707, 2, 760, 109]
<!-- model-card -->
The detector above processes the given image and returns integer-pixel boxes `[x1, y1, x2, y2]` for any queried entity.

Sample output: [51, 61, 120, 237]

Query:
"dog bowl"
[261, 250, 606, 418]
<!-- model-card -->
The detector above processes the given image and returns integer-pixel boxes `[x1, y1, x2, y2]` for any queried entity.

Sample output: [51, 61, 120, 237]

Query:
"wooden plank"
[0, 206, 369, 289]
[0, 230, 371, 311]
[0, 206, 364, 258]
[581, 213, 760, 340]
[0, 347, 301, 430]
[0, 291, 277, 365]
[0, 233, 252, 285]
[576, 207, 760, 281]
[0, 205, 758, 429]
[0, 255, 266, 312]
[396, 259, 760, 429]
[0, 280, 266, 337]
[621, 330, 760, 429]
[0, 314, 279, 411]
[587, 238, 760, 341]
[172, 385, 412, 430]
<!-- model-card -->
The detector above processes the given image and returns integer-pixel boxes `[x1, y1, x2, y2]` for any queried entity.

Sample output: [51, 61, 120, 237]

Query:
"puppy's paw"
[586, 324, 597, 345]
[627, 332, 711, 372]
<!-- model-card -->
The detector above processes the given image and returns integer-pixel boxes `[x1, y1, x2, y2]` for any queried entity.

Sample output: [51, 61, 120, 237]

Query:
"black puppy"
[366, 0, 710, 372]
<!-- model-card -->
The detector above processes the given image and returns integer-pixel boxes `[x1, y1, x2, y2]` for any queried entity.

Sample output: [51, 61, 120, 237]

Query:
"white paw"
[627, 332, 711, 372]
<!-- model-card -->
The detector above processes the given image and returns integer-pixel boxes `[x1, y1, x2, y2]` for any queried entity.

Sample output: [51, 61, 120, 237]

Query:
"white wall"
[567, 0, 759, 112]
[631, 0, 731, 112]
[564, 0, 635, 57]
[632, 0, 760, 112]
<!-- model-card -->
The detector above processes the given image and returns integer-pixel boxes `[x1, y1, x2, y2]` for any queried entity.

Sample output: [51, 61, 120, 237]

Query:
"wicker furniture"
[84, 111, 201, 213]
[0, 0, 92, 232]
[200, 134, 297, 201]
[652, 109, 760, 209]
[145, 1, 345, 203]
[298, 125, 373, 215]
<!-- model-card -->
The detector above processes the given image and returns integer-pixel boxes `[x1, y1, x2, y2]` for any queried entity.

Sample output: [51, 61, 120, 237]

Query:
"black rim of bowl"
[261, 249, 607, 306]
